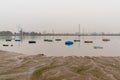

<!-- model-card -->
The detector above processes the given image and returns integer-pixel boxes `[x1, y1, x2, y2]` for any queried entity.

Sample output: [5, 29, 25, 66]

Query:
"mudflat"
[0, 51, 120, 80]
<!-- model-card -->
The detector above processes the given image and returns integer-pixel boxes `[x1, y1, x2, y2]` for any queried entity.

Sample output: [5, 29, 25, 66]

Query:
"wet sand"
[0, 50, 120, 80]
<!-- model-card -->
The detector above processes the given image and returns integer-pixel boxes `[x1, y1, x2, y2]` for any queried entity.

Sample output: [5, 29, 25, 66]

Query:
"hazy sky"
[0, 0, 120, 33]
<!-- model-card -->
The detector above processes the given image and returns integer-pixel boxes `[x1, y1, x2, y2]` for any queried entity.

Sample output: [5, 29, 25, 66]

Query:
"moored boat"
[15, 39, 21, 42]
[55, 39, 62, 41]
[84, 41, 93, 43]
[6, 39, 12, 41]
[102, 38, 110, 41]
[93, 46, 103, 49]
[74, 40, 80, 42]
[65, 41, 74, 46]
[28, 41, 36, 44]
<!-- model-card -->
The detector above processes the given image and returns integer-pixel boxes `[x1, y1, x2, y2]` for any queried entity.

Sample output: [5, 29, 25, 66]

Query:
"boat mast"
[52, 29, 54, 39]
[79, 24, 80, 36]
[18, 24, 23, 41]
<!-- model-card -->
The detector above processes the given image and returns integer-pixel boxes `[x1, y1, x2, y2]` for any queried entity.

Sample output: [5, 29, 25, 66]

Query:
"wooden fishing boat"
[102, 38, 110, 41]
[28, 41, 36, 44]
[6, 39, 12, 41]
[84, 41, 93, 43]
[93, 46, 103, 49]
[55, 39, 62, 41]
[44, 39, 53, 42]
[3, 44, 9, 46]
[74, 40, 80, 42]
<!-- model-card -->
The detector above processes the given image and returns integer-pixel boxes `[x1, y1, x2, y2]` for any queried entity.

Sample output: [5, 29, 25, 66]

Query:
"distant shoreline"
[1, 34, 120, 36]
[0, 30, 120, 36]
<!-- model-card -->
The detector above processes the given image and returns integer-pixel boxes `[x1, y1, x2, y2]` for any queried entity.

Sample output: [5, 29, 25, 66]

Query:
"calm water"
[0, 36, 120, 56]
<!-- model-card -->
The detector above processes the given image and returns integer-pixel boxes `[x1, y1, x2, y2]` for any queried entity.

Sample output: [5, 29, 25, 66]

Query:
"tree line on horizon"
[0, 31, 120, 36]
[0, 31, 41, 36]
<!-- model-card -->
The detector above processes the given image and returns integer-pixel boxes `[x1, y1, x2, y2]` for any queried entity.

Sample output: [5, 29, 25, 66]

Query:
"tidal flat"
[0, 51, 120, 80]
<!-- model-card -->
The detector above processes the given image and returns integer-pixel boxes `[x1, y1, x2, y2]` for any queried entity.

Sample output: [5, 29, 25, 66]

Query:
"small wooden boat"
[65, 41, 74, 46]
[6, 39, 12, 41]
[47, 40, 53, 42]
[93, 46, 103, 49]
[15, 39, 21, 42]
[84, 41, 93, 43]
[44, 39, 53, 42]
[3, 44, 9, 46]
[74, 40, 80, 42]
[28, 41, 36, 44]
[102, 39, 110, 41]
[44, 39, 48, 41]
[55, 39, 62, 41]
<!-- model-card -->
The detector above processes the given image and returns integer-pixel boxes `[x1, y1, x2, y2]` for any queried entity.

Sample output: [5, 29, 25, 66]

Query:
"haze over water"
[0, 0, 120, 33]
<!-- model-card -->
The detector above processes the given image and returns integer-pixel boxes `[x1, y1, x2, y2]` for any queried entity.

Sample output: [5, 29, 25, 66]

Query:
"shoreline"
[1, 50, 120, 80]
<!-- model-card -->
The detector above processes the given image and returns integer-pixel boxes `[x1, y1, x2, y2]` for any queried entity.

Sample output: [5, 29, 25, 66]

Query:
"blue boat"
[65, 41, 74, 46]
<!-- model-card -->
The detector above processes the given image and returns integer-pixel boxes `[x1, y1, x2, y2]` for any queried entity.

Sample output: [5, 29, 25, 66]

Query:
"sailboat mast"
[79, 24, 80, 36]
[18, 24, 23, 41]
[52, 29, 54, 39]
